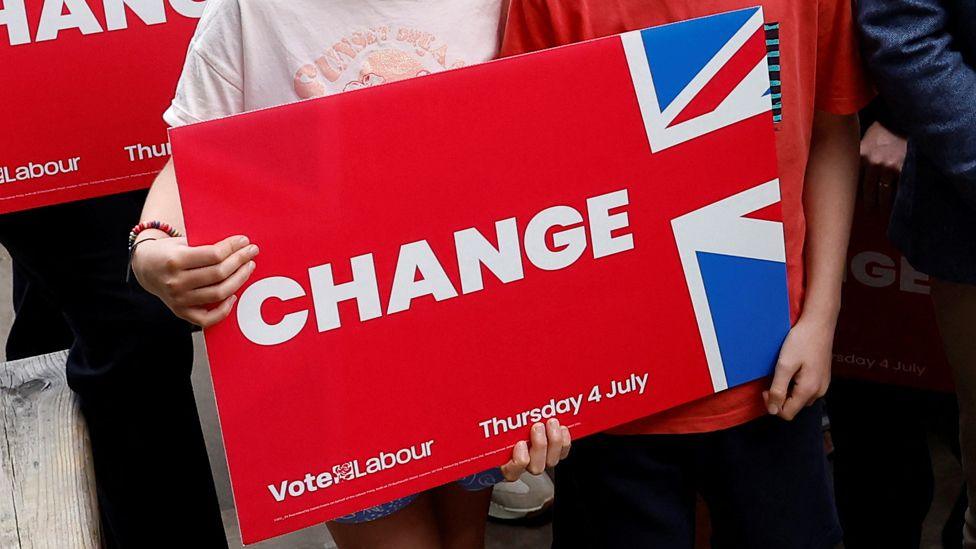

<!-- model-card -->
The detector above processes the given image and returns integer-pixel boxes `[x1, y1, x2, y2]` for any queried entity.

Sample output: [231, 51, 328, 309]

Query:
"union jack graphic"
[622, 7, 773, 152]
[621, 7, 791, 392]
[671, 180, 790, 392]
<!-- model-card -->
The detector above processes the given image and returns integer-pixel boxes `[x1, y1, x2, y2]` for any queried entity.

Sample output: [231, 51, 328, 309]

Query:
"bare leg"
[328, 492, 442, 549]
[432, 483, 493, 549]
[932, 278, 976, 549]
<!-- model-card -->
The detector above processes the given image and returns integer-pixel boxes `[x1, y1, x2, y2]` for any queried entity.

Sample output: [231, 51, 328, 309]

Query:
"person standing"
[828, 101, 967, 549]
[858, 1, 976, 546]
[502, 1, 872, 547]
[130, 1, 570, 547]
[0, 191, 228, 548]
[5, 260, 74, 360]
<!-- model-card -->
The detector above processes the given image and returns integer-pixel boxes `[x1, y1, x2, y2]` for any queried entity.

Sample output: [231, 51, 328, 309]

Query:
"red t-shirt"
[502, 0, 873, 434]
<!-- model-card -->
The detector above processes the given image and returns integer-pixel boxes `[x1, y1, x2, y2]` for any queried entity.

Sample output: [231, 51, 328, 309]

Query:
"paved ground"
[0, 247, 963, 548]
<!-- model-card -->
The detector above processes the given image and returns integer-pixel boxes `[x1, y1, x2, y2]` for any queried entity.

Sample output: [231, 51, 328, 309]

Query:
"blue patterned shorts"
[333, 468, 505, 524]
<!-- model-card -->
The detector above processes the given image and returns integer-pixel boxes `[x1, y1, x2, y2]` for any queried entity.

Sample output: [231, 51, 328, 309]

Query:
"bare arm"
[801, 111, 861, 324]
[141, 159, 187, 234]
[131, 158, 259, 327]
[765, 110, 860, 420]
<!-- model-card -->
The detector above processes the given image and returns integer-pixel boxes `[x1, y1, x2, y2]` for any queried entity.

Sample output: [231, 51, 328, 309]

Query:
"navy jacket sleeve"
[857, 0, 976, 185]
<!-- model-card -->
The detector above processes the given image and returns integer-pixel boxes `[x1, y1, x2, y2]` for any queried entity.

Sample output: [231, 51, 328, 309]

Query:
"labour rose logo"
[333, 462, 356, 482]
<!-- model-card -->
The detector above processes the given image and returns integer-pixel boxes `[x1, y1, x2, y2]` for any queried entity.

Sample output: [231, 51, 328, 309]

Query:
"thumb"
[766, 360, 799, 415]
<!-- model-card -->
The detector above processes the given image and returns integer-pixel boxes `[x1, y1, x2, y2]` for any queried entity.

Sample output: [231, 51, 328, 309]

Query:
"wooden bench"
[0, 350, 100, 548]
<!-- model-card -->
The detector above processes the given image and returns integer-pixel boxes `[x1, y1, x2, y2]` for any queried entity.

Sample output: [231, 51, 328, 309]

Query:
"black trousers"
[7, 259, 74, 359]
[0, 192, 227, 548]
[828, 377, 967, 549]
[553, 403, 841, 549]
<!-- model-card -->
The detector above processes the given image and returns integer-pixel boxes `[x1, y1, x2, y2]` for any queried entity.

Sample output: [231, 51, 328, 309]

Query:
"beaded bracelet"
[128, 221, 181, 249]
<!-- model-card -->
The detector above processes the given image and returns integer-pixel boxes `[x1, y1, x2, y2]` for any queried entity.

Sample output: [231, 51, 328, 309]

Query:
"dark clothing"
[6, 261, 75, 360]
[857, 0, 976, 284]
[828, 378, 967, 549]
[0, 192, 226, 548]
[552, 402, 841, 549]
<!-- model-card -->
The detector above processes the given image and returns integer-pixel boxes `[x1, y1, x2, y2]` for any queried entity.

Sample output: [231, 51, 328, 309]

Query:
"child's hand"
[500, 419, 572, 481]
[763, 316, 835, 421]
[132, 234, 259, 328]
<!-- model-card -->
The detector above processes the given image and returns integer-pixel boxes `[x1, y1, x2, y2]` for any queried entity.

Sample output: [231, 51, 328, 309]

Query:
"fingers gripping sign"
[132, 234, 260, 328]
[500, 419, 572, 481]
[763, 318, 833, 421]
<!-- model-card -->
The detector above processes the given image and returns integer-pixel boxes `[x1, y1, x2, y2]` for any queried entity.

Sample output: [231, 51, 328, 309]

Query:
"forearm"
[140, 158, 187, 236]
[801, 111, 861, 324]
[762, 112, 860, 418]
[131, 156, 257, 327]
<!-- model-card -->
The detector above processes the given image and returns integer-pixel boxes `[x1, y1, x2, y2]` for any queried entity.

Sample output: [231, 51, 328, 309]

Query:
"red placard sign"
[832, 208, 953, 392]
[174, 8, 789, 543]
[0, 0, 201, 214]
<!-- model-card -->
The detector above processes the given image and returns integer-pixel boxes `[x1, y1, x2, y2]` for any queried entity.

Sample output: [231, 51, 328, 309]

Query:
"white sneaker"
[488, 472, 554, 521]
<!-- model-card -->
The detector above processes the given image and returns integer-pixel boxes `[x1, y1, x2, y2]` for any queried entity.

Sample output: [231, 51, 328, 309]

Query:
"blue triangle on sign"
[696, 251, 790, 388]
[640, 7, 759, 112]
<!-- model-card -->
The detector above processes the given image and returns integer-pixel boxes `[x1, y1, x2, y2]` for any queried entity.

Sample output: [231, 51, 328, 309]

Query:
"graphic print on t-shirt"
[764, 22, 783, 123]
[294, 25, 469, 99]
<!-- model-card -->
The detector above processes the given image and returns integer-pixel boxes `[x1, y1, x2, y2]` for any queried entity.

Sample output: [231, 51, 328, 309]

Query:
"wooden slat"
[0, 350, 100, 548]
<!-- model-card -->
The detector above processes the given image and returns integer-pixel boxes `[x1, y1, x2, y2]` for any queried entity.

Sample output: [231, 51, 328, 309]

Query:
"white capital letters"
[454, 217, 524, 294]
[388, 240, 458, 314]
[0, 0, 30, 46]
[587, 189, 634, 258]
[168, 0, 207, 18]
[308, 254, 382, 332]
[104, 0, 167, 31]
[852, 251, 895, 288]
[900, 257, 930, 294]
[237, 277, 309, 346]
[36, 0, 103, 42]
[524, 206, 587, 271]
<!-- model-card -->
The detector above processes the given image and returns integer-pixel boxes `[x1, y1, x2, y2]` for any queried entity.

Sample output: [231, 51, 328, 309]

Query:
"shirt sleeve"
[163, 0, 245, 127]
[814, 0, 874, 115]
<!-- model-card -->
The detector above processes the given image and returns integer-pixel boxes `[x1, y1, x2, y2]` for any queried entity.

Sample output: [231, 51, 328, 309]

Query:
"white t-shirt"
[164, 0, 505, 127]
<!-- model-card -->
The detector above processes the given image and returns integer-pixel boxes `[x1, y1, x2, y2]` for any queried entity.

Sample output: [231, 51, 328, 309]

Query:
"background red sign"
[0, 0, 200, 213]
[832, 208, 953, 392]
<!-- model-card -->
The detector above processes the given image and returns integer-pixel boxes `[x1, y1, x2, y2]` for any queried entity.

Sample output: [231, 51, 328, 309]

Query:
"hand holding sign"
[132, 228, 260, 327]
[500, 420, 572, 481]
[764, 316, 834, 419]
